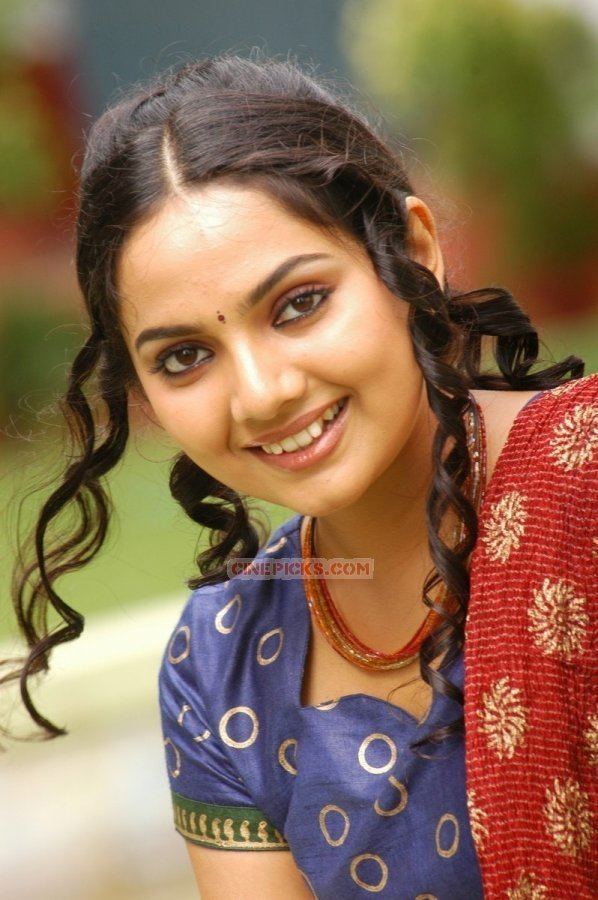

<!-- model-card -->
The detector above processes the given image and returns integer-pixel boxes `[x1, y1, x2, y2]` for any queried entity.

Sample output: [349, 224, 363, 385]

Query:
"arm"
[185, 843, 315, 899]
[159, 592, 313, 898]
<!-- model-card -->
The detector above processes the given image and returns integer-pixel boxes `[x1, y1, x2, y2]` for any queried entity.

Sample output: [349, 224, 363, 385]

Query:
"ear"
[404, 195, 445, 288]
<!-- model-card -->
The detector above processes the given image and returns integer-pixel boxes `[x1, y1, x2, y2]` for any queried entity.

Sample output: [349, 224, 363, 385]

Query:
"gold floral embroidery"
[506, 870, 548, 898]
[584, 714, 598, 766]
[527, 578, 589, 660]
[549, 379, 582, 399]
[466, 788, 490, 853]
[172, 793, 289, 849]
[549, 402, 598, 471]
[476, 676, 528, 760]
[543, 776, 593, 858]
[481, 491, 528, 563]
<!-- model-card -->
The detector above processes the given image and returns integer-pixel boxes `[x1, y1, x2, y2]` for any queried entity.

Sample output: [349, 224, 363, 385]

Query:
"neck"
[309, 390, 461, 644]
[313, 387, 437, 569]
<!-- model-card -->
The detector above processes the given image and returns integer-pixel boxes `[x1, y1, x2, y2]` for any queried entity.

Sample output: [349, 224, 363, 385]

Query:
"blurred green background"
[0, 1, 596, 898]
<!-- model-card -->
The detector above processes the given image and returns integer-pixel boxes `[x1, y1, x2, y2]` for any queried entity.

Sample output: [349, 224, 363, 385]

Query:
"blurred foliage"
[0, 292, 84, 436]
[0, 0, 64, 212]
[0, 65, 62, 213]
[341, 0, 598, 270]
[0, 0, 23, 53]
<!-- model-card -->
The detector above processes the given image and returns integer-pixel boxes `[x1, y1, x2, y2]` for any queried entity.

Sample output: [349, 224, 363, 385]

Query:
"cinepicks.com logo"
[227, 556, 374, 580]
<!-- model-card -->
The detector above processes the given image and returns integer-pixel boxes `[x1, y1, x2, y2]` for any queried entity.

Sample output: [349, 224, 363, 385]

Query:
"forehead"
[116, 185, 343, 314]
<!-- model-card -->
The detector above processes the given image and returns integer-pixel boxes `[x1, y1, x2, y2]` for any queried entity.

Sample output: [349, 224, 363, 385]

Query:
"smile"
[260, 398, 345, 453]
[248, 397, 350, 472]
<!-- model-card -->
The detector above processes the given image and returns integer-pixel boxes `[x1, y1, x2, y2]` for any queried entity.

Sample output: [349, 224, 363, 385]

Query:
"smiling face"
[117, 184, 432, 517]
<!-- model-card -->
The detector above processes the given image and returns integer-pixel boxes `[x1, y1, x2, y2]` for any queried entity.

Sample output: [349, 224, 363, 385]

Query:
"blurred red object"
[0, 51, 83, 278]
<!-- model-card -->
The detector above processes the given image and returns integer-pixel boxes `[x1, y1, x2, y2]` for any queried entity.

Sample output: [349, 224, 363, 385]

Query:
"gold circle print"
[435, 812, 460, 858]
[256, 627, 284, 665]
[265, 536, 287, 553]
[218, 706, 259, 749]
[298, 869, 317, 897]
[278, 738, 298, 775]
[168, 625, 191, 664]
[374, 776, 409, 816]
[319, 804, 350, 847]
[358, 733, 398, 774]
[215, 594, 242, 634]
[350, 853, 389, 892]
[315, 699, 339, 710]
[164, 737, 181, 778]
[176, 703, 191, 725]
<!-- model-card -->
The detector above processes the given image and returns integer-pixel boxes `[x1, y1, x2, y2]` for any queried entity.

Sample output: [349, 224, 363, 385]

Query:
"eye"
[150, 286, 331, 380]
[152, 344, 211, 377]
[273, 286, 331, 326]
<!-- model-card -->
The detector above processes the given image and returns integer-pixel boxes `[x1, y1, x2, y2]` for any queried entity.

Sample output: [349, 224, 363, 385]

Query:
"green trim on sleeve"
[171, 790, 290, 850]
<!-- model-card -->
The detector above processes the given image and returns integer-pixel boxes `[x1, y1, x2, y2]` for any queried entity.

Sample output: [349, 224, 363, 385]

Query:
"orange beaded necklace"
[299, 396, 487, 671]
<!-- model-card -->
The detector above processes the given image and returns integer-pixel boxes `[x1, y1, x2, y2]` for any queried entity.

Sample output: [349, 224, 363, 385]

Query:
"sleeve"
[158, 595, 289, 851]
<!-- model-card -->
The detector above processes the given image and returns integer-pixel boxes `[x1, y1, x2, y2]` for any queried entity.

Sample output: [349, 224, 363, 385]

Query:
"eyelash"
[150, 285, 332, 379]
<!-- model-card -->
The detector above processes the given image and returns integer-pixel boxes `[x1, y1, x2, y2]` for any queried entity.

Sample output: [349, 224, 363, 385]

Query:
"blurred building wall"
[76, 0, 347, 115]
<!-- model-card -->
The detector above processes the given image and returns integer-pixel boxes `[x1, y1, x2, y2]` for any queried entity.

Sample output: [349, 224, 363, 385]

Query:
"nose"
[228, 341, 307, 425]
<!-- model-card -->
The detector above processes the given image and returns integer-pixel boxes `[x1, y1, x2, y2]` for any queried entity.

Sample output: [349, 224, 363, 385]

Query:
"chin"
[285, 479, 371, 519]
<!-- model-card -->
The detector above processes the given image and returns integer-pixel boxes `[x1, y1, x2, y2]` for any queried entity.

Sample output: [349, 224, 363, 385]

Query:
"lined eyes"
[151, 286, 331, 378]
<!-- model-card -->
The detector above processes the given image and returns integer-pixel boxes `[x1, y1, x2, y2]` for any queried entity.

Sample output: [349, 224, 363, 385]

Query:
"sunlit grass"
[0, 438, 291, 642]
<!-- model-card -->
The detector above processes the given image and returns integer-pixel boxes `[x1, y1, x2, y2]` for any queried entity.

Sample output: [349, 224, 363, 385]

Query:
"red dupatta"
[464, 374, 597, 898]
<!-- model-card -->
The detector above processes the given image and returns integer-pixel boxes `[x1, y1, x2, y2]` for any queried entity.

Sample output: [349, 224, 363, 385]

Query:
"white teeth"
[322, 401, 340, 421]
[280, 434, 301, 452]
[260, 399, 345, 455]
[307, 419, 323, 439]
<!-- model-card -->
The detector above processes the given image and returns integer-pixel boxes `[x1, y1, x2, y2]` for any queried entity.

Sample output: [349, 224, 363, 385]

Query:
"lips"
[248, 395, 350, 471]
[244, 396, 347, 448]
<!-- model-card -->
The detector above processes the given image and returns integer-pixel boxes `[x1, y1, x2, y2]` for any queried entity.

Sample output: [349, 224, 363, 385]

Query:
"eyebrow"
[134, 252, 332, 353]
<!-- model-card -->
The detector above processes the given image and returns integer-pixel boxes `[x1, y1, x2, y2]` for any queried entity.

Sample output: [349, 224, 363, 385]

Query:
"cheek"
[327, 294, 418, 389]
[143, 386, 225, 454]
[336, 298, 423, 447]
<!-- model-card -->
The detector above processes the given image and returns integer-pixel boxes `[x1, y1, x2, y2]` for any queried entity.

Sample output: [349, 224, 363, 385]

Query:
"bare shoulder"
[469, 388, 543, 485]
[185, 841, 315, 899]
[469, 387, 541, 428]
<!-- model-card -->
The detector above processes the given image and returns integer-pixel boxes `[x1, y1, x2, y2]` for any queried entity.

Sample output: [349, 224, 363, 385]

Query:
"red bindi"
[217, 311, 226, 323]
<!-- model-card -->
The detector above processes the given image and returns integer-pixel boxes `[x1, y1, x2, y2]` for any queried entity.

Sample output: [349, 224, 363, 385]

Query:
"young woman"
[7, 55, 596, 899]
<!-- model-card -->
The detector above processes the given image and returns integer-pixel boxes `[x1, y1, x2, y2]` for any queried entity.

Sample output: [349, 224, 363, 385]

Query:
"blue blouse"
[159, 513, 484, 898]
